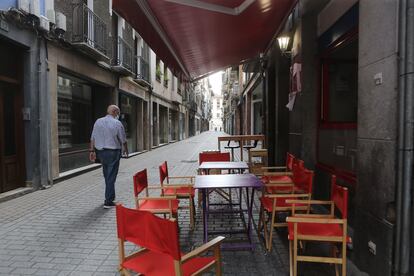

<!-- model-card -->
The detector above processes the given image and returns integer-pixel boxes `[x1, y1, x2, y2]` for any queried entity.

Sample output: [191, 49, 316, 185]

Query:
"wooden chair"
[262, 159, 305, 194]
[198, 152, 232, 206]
[133, 169, 179, 218]
[159, 161, 196, 230]
[116, 205, 225, 276]
[286, 176, 350, 276]
[258, 166, 314, 252]
[260, 152, 296, 177]
[248, 149, 268, 176]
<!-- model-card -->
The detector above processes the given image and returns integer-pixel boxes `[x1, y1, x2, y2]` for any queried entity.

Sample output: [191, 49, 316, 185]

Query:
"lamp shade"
[277, 36, 290, 52]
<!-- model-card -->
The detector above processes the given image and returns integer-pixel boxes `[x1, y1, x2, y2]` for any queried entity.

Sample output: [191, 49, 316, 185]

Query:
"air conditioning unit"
[17, 0, 30, 13]
[38, 15, 49, 31]
[46, 9, 55, 24]
[55, 12, 66, 32]
[30, 0, 40, 18]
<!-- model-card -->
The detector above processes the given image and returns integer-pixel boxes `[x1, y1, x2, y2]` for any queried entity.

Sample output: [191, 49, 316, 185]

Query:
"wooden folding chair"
[116, 205, 225, 276]
[258, 166, 314, 252]
[262, 159, 305, 194]
[286, 176, 350, 276]
[159, 161, 196, 230]
[133, 169, 179, 218]
[260, 152, 296, 178]
[248, 149, 268, 176]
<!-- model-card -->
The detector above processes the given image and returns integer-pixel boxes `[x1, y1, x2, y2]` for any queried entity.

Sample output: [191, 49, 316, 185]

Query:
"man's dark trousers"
[97, 149, 121, 204]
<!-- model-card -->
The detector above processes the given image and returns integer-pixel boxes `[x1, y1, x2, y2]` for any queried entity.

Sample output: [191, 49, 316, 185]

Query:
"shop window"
[119, 93, 137, 153]
[57, 73, 93, 172]
[321, 38, 358, 125]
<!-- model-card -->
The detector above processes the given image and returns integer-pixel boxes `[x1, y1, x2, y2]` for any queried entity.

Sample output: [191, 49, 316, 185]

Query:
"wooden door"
[0, 82, 24, 193]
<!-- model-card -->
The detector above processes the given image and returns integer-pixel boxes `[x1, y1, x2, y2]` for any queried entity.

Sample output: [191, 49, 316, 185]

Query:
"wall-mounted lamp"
[277, 34, 291, 55]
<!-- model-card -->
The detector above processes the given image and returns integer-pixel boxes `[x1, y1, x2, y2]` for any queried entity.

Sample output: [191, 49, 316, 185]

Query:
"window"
[172, 76, 176, 91]
[155, 57, 161, 82]
[163, 65, 169, 87]
[320, 39, 358, 124]
[216, 113, 220, 118]
[216, 101, 220, 108]
[57, 72, 95, 172]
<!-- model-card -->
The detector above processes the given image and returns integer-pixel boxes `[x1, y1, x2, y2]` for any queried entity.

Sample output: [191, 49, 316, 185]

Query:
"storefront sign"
[119, 77, 148, 100]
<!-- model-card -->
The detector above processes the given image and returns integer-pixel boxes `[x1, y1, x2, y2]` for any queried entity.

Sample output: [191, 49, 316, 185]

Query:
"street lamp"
[277, 34, 291, 55]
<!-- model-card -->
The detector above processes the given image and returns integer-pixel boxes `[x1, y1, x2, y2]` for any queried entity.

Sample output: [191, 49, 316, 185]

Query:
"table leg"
[247, 188, 255, 247]
[240, 138, 243, 161]
[202, 188, 208, 243]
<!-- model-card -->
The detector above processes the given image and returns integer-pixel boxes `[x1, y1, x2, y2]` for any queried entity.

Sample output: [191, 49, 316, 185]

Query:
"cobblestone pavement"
[0, 131, 335, 276]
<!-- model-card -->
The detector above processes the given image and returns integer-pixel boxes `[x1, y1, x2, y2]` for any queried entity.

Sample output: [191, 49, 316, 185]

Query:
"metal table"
[195, 174, 263, 250]
[198, 161, 249, 174]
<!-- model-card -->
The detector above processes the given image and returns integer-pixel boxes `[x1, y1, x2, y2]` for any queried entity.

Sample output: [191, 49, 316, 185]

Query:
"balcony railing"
[72, 4, 108, 57]
[135, 56, 150, 83]
[112, 36, 134, 74]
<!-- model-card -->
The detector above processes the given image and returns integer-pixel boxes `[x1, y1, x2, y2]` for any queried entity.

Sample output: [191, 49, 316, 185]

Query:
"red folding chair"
[261, 152, 296, 175]
[198, 152, 232, 206]
[116, 205, 225, 276]
[287, 176, 351, 276]
[133, 169, 179, 218]
[263, 159, 305, 194]
[258, 166, 314, 252]
[159, 161, 196, 230]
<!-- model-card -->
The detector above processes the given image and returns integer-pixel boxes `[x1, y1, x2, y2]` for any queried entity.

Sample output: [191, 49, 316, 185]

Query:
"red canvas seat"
[134, 169, 179, 218]
[122, 250, 216, 276]
[286, 176, 350, 276]
[159, 161, 196, 229]
[116, 205, 225, 276]
[260, 196, 308, 210]
[262, 159, 305, 194]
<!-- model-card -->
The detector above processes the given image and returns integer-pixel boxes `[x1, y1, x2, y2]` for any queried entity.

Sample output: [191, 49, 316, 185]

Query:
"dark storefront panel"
[57, 73, 93, 172]
[120, 93, 138, 153]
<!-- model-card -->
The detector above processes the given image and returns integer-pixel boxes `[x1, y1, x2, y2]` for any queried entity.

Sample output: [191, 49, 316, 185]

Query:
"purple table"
[194, 174, 263, 250]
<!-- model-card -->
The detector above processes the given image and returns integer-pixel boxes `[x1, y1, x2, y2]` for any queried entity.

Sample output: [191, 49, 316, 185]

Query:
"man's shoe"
[103, 201, 116, 209]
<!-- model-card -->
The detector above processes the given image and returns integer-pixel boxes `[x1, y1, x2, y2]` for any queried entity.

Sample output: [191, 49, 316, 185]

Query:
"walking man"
[89, 105, 128, 208]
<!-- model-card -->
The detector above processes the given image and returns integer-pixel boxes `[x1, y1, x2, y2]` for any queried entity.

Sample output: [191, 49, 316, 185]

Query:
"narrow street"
[0, 132, 290, 276]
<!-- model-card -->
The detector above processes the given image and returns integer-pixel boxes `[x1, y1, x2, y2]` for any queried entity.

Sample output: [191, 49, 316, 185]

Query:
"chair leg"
[262, 211, 269, 250]
[268, 210, 276, 252]
[189, 196, 195, 230]
[293, 236, 298, 276]
[258, 205, 264, 232]
[214, 246, 222, 276]
[342, 242, 347, 276]
[289, 240, 293, 276]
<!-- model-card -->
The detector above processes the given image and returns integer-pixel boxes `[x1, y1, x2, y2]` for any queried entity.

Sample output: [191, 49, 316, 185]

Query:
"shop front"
[118, 78, 150, 154]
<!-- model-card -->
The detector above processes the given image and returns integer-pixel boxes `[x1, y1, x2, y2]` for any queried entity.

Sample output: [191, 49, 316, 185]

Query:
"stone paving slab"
[0, 131, 337, 276]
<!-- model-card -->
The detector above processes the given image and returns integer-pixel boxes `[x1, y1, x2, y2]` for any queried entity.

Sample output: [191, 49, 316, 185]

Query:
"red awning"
[113, 0, 294, 80]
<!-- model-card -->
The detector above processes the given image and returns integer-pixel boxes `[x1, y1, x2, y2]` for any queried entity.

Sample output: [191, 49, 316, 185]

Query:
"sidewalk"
[0, 131, 327, 276]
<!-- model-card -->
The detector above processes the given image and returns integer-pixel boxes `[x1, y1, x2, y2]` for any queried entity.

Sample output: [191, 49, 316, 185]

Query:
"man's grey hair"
[107, 105, 120, 115]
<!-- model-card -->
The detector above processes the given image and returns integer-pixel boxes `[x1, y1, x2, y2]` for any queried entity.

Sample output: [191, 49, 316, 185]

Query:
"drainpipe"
[394, 0, 414, 275]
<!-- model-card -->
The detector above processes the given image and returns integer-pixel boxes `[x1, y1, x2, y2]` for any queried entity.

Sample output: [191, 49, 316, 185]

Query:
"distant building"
[210, 94, 223, 131]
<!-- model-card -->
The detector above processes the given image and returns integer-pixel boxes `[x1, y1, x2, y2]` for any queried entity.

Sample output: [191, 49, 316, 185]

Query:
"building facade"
[224, 0, 411, 275]
[0, 0, 211, 192]
[210, 94, 223, 131]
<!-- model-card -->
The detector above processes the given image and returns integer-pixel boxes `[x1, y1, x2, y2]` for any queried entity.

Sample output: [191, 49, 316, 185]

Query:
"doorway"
[0, 82, 25, 193]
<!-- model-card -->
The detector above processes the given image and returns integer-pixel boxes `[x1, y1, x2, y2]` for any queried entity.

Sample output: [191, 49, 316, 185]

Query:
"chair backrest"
[199, 152, 231, 165]
[330, 175, 348, 219]
[133, 169, 148, 197]
[286, 153, 295, 171]
[116, 205, 181, 261]
[159, 161, 169, 184]
[292, 164, 313, 193]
